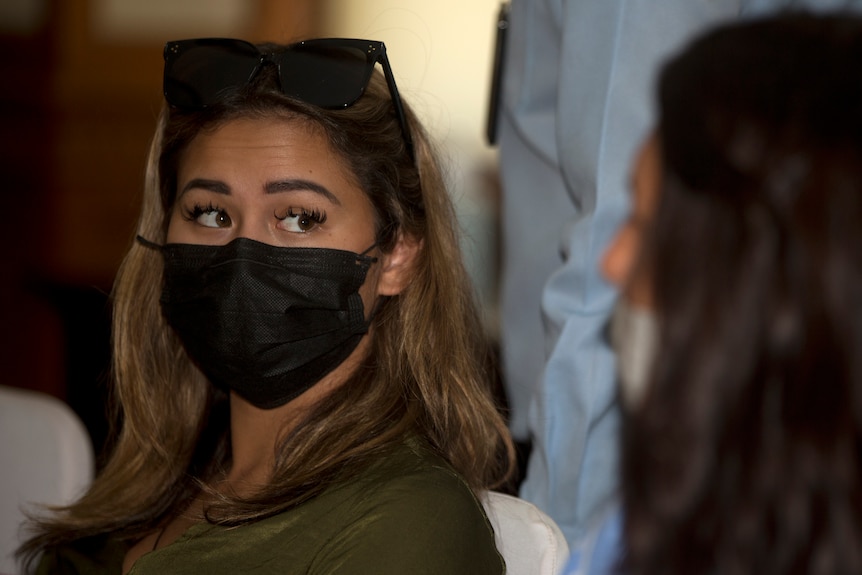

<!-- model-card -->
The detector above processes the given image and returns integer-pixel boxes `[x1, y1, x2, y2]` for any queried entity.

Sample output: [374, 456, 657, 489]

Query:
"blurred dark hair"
[623, 12, 862, 575]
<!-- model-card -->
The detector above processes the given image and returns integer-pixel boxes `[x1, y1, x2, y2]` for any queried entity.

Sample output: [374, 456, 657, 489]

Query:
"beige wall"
[322, 1, 500, 159]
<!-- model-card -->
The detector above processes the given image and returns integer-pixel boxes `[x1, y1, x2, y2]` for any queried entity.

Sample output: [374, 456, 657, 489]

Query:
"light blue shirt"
[561, 506, 624, 575]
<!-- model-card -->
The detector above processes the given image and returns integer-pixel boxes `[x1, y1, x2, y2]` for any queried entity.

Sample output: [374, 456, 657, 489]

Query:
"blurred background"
[0, 0, 505, 461]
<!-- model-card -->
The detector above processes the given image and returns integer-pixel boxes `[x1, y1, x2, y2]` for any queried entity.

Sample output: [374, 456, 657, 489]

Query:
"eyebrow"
[266, 179, 342, 206]
[181, 178, 230, 196]
[179, 178, 342, 206]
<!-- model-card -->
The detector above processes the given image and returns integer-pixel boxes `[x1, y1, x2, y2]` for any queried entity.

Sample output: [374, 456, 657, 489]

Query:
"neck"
[225, 397, 284, 490]
[224, 370, 349, 490]
[224, 335, 372, 490]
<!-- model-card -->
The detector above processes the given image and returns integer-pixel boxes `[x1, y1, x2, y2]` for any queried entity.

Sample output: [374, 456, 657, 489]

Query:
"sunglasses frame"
[163, 37, 414, 159]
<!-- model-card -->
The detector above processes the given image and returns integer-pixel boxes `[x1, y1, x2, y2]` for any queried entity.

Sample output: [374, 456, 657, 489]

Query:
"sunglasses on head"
[163, 37, 414, 158]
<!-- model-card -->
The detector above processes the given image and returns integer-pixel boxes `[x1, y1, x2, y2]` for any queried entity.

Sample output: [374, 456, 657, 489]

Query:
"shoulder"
[346, 438, 493, 535]
[311, 439, 503, 574]
[359, 437, 476, 497]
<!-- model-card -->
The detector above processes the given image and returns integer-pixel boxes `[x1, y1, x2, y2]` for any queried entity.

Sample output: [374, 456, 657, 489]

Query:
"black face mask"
[139, 236, 378, 409]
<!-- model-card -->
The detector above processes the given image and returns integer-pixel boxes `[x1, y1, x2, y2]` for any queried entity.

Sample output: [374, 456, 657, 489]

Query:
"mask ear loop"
[359, 242, 380, 263]
[136, 235, 164, 251]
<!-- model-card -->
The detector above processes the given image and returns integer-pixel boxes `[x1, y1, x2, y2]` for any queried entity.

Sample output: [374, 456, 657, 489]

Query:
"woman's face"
[601, 133, 662, 308]
[167, 116, 411, 316]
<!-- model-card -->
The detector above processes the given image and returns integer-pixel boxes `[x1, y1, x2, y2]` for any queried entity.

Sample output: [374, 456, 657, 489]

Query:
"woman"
[565, 11, 862, 575]
[20, 38, 514, 574]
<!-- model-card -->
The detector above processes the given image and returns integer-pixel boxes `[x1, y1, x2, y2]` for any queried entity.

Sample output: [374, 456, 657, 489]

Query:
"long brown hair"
[623, 13, 862, 575]
[20, 44, 514, 567]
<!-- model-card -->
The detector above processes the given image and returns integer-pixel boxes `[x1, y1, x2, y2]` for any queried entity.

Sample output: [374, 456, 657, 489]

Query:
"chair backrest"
[482, 490, 569, 575]
[0, 385, 94, 575]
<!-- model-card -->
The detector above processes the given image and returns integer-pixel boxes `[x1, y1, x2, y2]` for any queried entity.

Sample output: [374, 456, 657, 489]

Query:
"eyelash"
[178, 203, 327, 231]
[182, 202, 223, 221]
[276, 207, 328, 225]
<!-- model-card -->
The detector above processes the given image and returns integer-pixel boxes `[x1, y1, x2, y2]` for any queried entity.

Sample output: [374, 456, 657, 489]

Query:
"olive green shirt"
[37, 439, 504, 574]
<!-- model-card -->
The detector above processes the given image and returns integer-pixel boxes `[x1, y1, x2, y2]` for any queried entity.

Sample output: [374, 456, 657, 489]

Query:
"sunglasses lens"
[276, 44, 374, 109]
[165, 40, 261, 109]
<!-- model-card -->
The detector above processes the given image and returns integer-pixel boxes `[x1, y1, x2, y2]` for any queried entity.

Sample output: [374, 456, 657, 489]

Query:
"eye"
[276, 207, 327, 233]
[183, 203, 232, 228]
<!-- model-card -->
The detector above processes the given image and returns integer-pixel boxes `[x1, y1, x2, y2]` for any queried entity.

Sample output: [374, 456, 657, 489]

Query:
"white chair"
[0, 385, 94, 575]
[482, 490, 569, 575]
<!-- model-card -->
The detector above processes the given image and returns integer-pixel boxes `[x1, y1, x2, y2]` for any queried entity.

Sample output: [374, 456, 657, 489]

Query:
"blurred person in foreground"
[565, 11, 862, 575]
[496, 0, 862, 545]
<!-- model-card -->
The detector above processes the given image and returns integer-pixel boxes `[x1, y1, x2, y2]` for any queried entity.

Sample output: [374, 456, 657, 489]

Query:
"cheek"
[164, 210, 185, 243]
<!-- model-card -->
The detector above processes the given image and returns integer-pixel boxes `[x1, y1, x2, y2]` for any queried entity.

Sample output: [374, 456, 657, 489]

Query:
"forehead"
[178, 116, 359, 187]
[185, 116, 325, 162]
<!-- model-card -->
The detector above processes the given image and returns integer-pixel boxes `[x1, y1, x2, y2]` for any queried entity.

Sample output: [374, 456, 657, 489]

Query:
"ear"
[376, 233, 422, 296]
